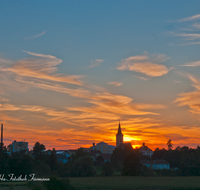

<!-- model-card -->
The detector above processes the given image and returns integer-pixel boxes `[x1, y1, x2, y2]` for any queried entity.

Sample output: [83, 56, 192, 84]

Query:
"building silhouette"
[116, 121, 123, 147]
[139, 142, 153, 158]
[0, 124, 3, 152]
[7, 140, 29, 153]
[90, 142, 115, 154]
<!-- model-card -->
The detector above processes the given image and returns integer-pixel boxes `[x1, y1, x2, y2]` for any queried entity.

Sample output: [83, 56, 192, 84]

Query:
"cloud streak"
[169, 41, 200, 46]
[176, 14, 200, 22]
[0, 58, 13, 64]
[1, 51, 85, 86]
[24, 31, 46, 40]
[174, 74, 200, 115]
[0, 97, 10, 102]
[181, 60, 200, 67]
[133, 76, 151, 81]
[108, 81, 123, 86]
[177, 33, 200, 40]
[116, 52, 172, 77]
[89, 59, 104, 68]
[193, 23, 200, 29]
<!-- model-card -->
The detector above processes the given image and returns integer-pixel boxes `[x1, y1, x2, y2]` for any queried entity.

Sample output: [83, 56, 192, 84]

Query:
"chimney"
[1, 124, 3, 150]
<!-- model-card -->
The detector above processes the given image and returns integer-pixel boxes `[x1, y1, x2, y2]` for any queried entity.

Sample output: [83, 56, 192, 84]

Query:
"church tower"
[116, 121, 123, 147]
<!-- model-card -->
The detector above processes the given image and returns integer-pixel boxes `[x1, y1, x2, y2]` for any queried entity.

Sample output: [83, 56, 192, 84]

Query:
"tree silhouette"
[102, 161, 114, 176]
[122, 152, 141, 176]
[33, 142, 46, 156]
[167, 139, 173, 150]
[49, 148, 57, 171]
[71, 155, 96, 177]
[71, 148, 88, 164]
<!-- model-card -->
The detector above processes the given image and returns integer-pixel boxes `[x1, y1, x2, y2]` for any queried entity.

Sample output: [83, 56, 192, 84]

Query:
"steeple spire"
[117, 120, 122, 134]
[116, 120, 123, 147]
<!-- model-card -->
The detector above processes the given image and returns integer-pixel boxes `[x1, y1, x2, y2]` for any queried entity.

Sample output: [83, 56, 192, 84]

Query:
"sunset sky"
[1, 1, 200, 150]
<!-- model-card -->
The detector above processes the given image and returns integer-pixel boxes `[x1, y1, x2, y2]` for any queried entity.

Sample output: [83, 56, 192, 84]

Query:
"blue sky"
[1, 1, 200, 150]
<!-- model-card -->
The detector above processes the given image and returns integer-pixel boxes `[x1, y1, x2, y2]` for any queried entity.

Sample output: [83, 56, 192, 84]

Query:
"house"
[139, 143, 153, 158]
[141, 159, 170, 170]
[41, 149, 52, 155]
[55, 150, 70, 163]
[56, 150, 70, 157]
[152, 160, 170, 169]
[90, 142, 116, 154]
[7, 140, 29, 153]
[108, 145, 115, 154]
[56, 154, 68, 163]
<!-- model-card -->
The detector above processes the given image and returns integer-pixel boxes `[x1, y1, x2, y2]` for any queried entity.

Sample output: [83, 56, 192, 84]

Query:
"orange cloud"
[0, 97, 10, 102]
[0, 57, 13, 64]
[117, 52, 172, 77]
[0, 113, 22, 122]
[1, 51, 85, 86]
[4, 115, 200, 151]
[174, 74, 200, 116]
[108, 81, 123, 86]
[15, 78, 91, 99]
[133, 76, 151, 81]
[2, 102, 200, 151]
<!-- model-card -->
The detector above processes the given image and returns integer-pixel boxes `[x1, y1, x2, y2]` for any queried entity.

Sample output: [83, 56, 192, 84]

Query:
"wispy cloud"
[133, 76, 151, 81]
[89, 59, 104, 68]
[0, 113, 22, 122]
[176, 14, 200, 22]
[181, 60, 200, 67]
[0, 58, 13, 64]
[15, 78, 90, 99]
[24, 31, 46, 40]
[193, 22, 200, 29]
[176, 33, 200, 40]
[108, 81, 123, 86]
[0, 87, 166, 127]
[116, 52, 172, 77]
[174, 73, 200, 116]
[169, 41, 200, 46]
[167, 14, 200, 46]
[1, 51, 85, 86]
[0, 97, 10, 102]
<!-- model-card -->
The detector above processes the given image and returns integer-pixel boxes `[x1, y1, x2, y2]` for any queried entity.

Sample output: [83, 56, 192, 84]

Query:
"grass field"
[69, 176, 200, 190]
[0, 186, 31, 190]
[1, 176, 200, 190]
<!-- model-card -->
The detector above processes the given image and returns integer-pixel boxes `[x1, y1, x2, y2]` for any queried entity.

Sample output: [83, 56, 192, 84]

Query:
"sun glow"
[132, 145, 141, 149]
[124, 136, 133, 142]
[124, 136, 140, 142]
[123, 136, 142, 149]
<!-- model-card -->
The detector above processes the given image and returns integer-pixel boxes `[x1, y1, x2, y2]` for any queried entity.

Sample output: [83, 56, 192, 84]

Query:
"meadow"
[1, 176, 200, 190]
[69, 176, 200, 190]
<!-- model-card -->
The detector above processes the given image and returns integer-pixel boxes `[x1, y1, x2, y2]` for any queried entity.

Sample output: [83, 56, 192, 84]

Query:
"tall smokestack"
[1, 124, 3, 151]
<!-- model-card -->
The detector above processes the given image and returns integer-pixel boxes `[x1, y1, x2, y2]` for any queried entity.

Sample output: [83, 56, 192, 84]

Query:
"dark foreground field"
[69, 176, 200, 190]
[1, 177, 200, 190]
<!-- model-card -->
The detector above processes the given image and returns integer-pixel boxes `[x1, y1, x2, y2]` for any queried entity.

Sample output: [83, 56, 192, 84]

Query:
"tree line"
[1, 141, 200, 178]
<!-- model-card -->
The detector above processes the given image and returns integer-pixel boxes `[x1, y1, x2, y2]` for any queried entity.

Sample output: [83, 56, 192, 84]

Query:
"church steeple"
[117, 120, 122, 134]
[116, 120, 123, 147]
